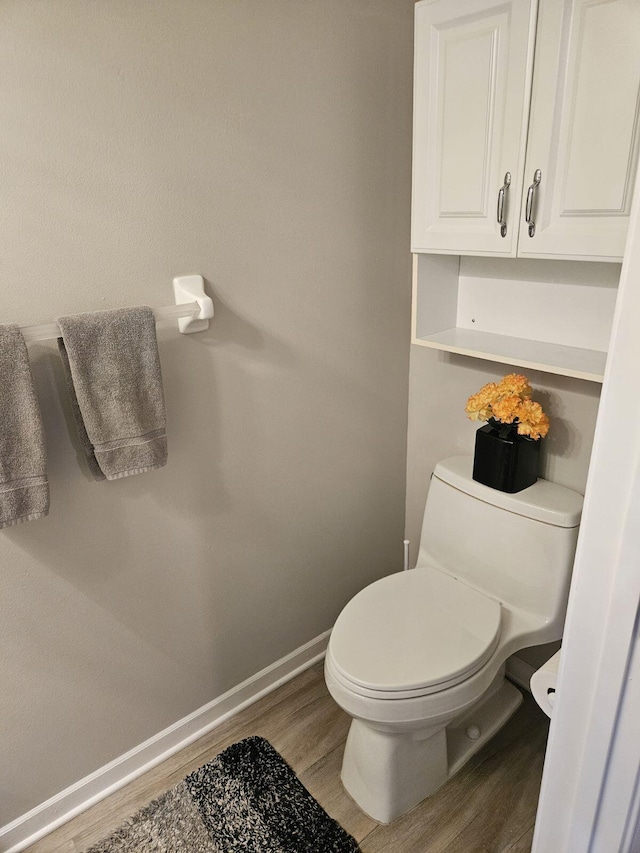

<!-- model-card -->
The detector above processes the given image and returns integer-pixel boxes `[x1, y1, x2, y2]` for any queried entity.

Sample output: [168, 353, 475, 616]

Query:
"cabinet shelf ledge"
[413, 327, 606, 383]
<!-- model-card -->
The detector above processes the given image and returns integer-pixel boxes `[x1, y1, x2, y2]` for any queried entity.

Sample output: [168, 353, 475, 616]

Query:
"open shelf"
[414, 327, 606, 383]
[411, 254, 618, 384]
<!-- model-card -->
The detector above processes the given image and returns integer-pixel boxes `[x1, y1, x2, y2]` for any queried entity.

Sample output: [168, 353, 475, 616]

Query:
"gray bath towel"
[57, 307, 168, 480]
[0, 325, 49, 528]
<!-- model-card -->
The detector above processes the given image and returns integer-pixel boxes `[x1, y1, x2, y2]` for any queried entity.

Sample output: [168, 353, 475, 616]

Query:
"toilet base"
[341, 676, 523, 824]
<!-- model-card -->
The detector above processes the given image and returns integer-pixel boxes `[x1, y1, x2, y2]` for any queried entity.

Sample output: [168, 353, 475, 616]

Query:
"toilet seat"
[328, 568, 502, 700]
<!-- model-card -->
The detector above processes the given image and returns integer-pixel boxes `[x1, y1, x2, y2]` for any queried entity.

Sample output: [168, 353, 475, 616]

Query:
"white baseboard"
[505, 653, 535, 693]
[0, 631, 330, 853]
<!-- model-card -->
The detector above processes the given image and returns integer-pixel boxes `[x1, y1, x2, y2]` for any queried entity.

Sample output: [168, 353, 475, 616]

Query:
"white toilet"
[324, 455, 583, 823]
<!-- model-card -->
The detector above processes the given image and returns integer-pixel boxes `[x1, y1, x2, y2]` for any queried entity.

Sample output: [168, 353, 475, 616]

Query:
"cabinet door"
[518, 0, 640, 261]
[411, 0, 536, 256]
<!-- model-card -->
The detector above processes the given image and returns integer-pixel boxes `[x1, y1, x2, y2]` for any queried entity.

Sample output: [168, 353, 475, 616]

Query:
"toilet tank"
[417, 456, 583, 625]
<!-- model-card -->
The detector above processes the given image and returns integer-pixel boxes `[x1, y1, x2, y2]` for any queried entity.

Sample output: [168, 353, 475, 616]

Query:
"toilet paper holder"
[530, 650, 561, 718]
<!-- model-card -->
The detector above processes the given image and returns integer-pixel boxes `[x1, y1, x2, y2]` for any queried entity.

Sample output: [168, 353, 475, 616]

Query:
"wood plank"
[502, 824, 535, 852]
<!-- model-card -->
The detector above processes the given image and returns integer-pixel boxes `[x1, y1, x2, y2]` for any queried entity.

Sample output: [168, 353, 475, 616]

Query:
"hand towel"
[0, 325, 49, 527]
[56, 306, 168, 480]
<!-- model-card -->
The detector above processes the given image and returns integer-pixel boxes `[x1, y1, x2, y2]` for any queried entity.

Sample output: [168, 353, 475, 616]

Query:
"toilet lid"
[329, 569, 501, 695]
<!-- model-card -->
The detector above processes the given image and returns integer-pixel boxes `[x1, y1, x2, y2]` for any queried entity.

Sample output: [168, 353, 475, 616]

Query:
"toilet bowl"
[325, 456, 583, 823]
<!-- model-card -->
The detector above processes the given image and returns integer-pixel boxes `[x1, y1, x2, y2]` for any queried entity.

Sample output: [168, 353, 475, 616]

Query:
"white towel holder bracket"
[15, 277, 214, 342]
[173, 275, 214, 334]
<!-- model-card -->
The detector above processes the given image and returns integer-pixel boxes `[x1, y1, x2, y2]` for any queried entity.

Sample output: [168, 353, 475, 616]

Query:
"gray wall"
[0, 0, 414, 824]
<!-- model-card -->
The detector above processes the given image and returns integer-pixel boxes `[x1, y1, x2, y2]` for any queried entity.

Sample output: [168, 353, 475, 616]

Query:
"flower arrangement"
[465, 373, 550, 440]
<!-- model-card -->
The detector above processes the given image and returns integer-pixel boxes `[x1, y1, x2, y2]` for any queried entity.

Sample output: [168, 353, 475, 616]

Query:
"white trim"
[629, 782, 640, 853]
[0, 631, 330, 853]
[532, 138, 640, 852]
[590, 611, 640, 852]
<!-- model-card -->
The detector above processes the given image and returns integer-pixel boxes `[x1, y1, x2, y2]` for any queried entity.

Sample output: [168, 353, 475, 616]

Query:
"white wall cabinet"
[412, 0, 640, 263]
[411, 0, 537, 256]
[518, 0, 640, 261]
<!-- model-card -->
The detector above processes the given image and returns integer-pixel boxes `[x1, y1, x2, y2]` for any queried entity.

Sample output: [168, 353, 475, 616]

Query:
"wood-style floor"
[23, 661, 549, 853]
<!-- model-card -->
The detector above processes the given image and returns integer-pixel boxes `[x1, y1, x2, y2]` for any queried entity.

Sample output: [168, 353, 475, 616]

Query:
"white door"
[531, 124, 640, 853]
[518, 0, 640, 262]
[411, 0, 536, 257]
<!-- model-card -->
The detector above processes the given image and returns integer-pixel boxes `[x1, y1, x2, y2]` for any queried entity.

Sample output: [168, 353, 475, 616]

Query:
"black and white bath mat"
[84, 736, 361, 852]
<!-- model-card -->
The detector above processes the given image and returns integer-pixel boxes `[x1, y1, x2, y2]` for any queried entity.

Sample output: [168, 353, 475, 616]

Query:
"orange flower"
[515, 400, 550, 440]
[491, 394, 522, 424]
[464, 373, 550, 440]
[465, 382, 498, 421]
[496, 373, 532, 398]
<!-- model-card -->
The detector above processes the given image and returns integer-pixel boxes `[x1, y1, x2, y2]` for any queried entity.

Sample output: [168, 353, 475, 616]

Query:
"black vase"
[472, 421, 540, 493]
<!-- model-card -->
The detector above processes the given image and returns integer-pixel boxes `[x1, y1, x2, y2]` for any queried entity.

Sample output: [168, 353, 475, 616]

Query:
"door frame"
[532, 151, 640, 852]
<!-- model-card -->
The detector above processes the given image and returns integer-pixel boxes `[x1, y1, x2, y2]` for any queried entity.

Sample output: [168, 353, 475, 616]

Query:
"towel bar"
[17, 275, 214, 342]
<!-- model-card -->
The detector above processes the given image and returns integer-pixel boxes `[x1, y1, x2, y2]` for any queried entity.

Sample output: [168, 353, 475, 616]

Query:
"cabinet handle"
[496, 172, 511, 237]
[525, 169, 542, 237]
